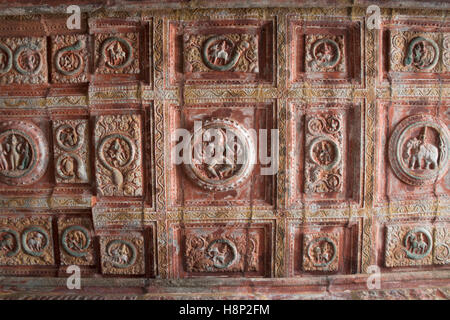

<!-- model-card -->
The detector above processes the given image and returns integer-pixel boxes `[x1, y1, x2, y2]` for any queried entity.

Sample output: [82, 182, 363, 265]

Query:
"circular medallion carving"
[0, 228, 20, 257]
[306, 237, 337, 267]
[13, 43, 42, 76]
[404, 37, 439, 71]
[202, 35, 249, 71]
[308, 136, 341, 170]
[21, 226, 49, 257]
[55, 123, 84, 152]
[206, 239, 238, 269]
[435, 243, 450, 263]
[311, 38, 341, 69]
[183, 119, 256, 191]
[106, 239, 136, 268]
[100, 37, 133, 69]
[55, 40, 84, 76]
[0, 121, 48, 186]
[61, 225, 91, 258]
[0, 42, 13, 74]
[403, 227, 432, 260]
[388, 114, 450, 186]
[98, 134, 136, 170]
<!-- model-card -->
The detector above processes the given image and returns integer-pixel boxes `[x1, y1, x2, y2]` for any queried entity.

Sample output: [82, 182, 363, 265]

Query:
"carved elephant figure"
[405, 138, 439, 170]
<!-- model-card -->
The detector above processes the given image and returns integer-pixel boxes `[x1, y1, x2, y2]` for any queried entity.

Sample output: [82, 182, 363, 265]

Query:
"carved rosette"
[95, 33, 139, 74]
[53, 119, 89, 184]
[0, 216, 54, 265]
[385, 225, 434, 267]
[100, 234, 144, 275]
[94, 114, 143, 196]
[434, 226, 450, 265]
[58, 217, 94, 266]
[303, 232, 339, 272]
[388, 114, 450, 186]
[390, 31, 441, 72]
[0, 121, 48, 186]
[304, 113, 343, 193]
[0, 37, 47, 84]
[305, 35, 345, 72]
[183, 33, 259, 73]
[183, 118, 256, 191]
[185, 233, 259, 273]
[51, 34, 88, 83]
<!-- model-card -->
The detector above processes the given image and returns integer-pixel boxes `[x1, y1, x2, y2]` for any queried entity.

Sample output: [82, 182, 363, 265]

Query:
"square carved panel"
[168, 19, 274, 86]
[288, 19, 361, 85]
[50, 34, 88, 83]
[288, 101, 363, 208]
[57, 216, 95, 266]
[0, 36, 48, 85]
[382, 20, 450, 82]
[169, 222, 272, 278]
[288, 221, 359, 275]
[376, 101, 450, 204]
[0, 215, 54, 266]
[168, 102, 275, 208]
[383, 221, 450, 268]
[99, 232, 145, 275]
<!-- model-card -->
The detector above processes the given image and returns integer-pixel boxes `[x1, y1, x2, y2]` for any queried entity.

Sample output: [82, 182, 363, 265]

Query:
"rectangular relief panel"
[94, 114, 143, 197]
[382, 19, 450, 83]
[169, 19, 274, 86]
[0, 215, 54, 266]
[376, 101, 449, 204]
[169, 222, 272, 278]
[378, 218, 449, 268]
[52, 119, 90, 184]
[288, 102, 363, 208]
[168, 102, 275, 208]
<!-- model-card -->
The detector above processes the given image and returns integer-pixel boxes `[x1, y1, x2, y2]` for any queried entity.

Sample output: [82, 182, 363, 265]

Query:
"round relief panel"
[388, 114, 450, 186]
[183, 118, 256, 191]
[0, 121, 48, 186]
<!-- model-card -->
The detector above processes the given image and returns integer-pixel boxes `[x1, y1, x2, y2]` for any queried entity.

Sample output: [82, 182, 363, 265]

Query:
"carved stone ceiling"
[0, 0, 448, 300]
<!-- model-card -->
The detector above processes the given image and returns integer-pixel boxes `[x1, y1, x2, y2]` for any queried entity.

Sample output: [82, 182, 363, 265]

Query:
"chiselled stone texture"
[0, 0, 448, 299]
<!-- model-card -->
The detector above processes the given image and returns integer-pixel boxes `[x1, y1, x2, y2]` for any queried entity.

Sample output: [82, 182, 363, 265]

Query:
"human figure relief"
[405, 128, 439, 170]
[108, 42, 126, 66]
[7, 135, 21, 171]
[0, 143, 8, 170]
[316, 42, 334, 64]
[107, 138, 128, 167]
[0, 233, 14, 253]
[209, 40, 230, 65]
[407, 233, 428, 255]
[413, 41, 434, 69]
[67, 230, 86, 251]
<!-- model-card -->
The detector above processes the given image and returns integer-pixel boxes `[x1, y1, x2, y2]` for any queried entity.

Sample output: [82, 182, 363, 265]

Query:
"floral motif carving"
[183, 119, 256, 191]
[184, 34, 259, 73]
[185, 233, 258, 273]
[100, 234, 144, 275]
[95, 33, 139, 74]
[0, 121, 48, 186]
[304, 113, 343, 193]
[94, 114, 143, 196]
[58, 217, 94, 266]
[303, 232, 339, 272]
[53, 120, 89, 184]
[305, 35, 345, 72]
[388, 114, 450, 186]
[51, 34, 88, 83]
[0, 37, 47, 84]
[0, 216, 54, 265]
